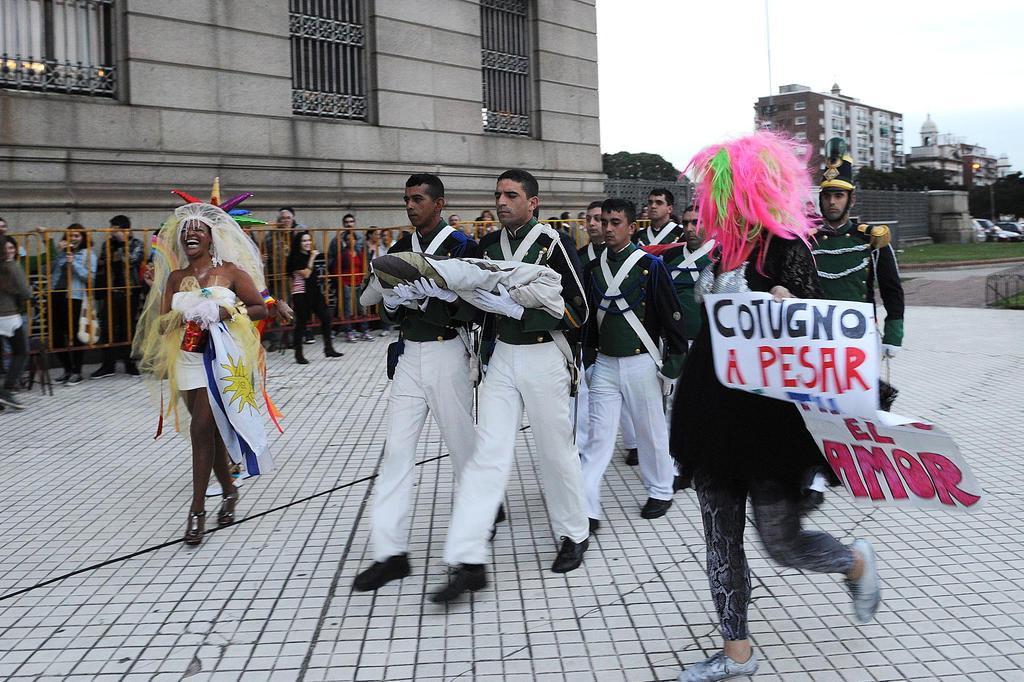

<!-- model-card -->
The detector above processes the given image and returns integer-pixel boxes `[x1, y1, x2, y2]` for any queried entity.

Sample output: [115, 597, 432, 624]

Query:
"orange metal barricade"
[15, 218, 601, 354]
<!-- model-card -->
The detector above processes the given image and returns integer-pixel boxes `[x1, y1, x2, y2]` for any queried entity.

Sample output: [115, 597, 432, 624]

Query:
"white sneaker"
[678, 651, 759, 681]
[847, 538, 881, 624]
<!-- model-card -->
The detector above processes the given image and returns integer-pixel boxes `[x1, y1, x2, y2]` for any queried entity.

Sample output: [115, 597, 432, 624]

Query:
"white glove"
[881, 344, 900, 359]
[380, 288, 406, 311]
[382, 282, 422, 311]
[658, 372, 676, 397]
[410, 277, 457, 303]
[470, 283, 525, 320]
[393, 282, 425, 301]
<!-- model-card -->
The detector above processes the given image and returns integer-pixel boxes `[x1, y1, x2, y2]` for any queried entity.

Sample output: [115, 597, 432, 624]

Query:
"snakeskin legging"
[694, 471, 855, 641]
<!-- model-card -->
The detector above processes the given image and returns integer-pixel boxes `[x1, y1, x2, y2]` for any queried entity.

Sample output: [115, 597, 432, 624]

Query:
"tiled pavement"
[1, 306, 1023, 682]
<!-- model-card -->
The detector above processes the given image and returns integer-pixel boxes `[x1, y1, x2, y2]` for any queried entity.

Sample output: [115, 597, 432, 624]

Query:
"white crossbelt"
[412, 225, 456, 255]
[411, 224, 469, 351]
[646, 222, 679, 245]
[497, 222, 577, 375]
[670, 239, 716, 283]
[500, 223, 546, 263]
[597, 248, 662, 369]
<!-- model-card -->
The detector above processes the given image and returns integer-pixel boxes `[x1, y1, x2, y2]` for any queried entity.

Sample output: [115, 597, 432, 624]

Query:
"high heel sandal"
[184, 511, 206, 545]
[218, 492, 239, 526]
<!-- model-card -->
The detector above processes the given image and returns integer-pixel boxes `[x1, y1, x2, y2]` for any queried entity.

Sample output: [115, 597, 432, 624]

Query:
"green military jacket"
[476, 218, 588, 345]
[577, 241, 605, 268]
[383, 219, 477, 342]
[634, 221, 685, 246]
[583, 243, 688, 379]
[660, 240, 716, 341]
[814, 219, 905, 345]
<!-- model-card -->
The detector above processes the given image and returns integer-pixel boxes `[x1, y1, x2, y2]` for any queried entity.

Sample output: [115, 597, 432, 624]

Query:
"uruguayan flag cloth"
[203, 322, 273, 476]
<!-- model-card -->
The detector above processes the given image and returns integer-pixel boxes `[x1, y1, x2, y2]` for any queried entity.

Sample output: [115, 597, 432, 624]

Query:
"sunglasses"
[681, 219, 699, 227]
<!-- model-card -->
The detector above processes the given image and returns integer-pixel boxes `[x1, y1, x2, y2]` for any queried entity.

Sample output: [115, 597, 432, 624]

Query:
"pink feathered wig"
[685, 131, 814, 272]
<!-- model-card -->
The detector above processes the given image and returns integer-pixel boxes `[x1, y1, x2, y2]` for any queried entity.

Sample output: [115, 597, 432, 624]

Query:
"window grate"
[289, 0, 367, 120]
[0, 0, 116, 97]
[480, 0, 530, 136]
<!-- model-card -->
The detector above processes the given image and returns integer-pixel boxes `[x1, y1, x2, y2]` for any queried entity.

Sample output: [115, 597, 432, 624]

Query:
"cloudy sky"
[596, 0, 1023, 174]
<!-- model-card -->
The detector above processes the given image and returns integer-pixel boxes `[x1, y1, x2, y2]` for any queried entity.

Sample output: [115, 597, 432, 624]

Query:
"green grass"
[897, 242, 1024, 265]
[994, 292, 1024, 309]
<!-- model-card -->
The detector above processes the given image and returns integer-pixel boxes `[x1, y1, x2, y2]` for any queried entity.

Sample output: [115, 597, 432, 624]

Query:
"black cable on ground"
[0, 452, 450, 603]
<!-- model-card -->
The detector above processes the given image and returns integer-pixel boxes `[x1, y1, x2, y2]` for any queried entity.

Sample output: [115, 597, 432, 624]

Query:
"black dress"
[670, 236, 826, 499]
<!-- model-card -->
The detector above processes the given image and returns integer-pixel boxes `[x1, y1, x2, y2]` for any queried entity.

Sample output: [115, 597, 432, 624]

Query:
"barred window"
[290, 0, 367, 120]
[480, 0, 531, 136]
[0, 0, 116, 96]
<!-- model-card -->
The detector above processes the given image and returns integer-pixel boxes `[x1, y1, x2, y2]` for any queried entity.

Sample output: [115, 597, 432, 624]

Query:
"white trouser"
[620, 404, 637, 450]
[582, 364, 636, 451]
[574, 363, 590, 449]
[444, 341, 589, 565]
[371, 338, 476, 561]
[581, 353, 675, 519]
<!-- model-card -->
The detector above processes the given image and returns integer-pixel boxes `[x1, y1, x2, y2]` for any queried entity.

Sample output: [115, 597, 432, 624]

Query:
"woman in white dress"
[134, 197, 273, 545]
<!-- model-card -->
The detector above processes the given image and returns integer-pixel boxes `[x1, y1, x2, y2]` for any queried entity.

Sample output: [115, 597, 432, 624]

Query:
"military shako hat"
[820, 137, 855, 192]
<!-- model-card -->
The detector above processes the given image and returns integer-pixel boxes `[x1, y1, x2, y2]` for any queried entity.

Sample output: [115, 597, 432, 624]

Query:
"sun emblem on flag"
[220, 354, 258, 413]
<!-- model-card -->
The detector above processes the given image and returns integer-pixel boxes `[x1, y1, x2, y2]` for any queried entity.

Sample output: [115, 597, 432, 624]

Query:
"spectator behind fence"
[286, 231, 343, 365]
[337, 230, 371, 342]
[327, 213, 359, 266]
[380, 229, 395, 251]
[474, 209, 497, 238]
[262, 207, 299, 289]
[0, 220, 14, 380]
[0, 236, 30, 409]
[363, 228, 395, 336]
[91, 215, 143, 379]
[50, 224, 96, 385]
[260, 207, 299, 350]
[277, 207, 301, 234]
[365, 227, 385, 260]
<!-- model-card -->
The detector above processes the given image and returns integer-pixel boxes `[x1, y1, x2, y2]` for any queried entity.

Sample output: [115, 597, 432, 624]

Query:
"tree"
[970, 172, 1024, 220]
[856, 166, 957, 191]
[602, 151, 680, 181]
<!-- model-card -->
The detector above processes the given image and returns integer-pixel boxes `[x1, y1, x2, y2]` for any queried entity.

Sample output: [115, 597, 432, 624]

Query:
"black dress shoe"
[352, 554, 411, 592]
[624, 448, 639, 466]
[430, 564, 486, 603]
[551, 536, 589, 573]
[324, 348, 344, 358]
[640, 497, 673, 519]
[673, 474, 692, 492]
[588, 517, 601, 534]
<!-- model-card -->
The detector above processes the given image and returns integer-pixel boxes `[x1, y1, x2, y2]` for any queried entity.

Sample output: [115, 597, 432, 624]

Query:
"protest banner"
[704, 292, 879, 417]
[800, 411, 984, 512]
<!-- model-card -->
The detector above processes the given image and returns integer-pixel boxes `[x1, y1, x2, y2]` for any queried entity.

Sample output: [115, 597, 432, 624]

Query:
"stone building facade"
[0, 0, 603, 231]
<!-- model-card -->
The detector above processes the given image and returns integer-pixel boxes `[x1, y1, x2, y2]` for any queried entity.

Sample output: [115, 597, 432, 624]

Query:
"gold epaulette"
[857, 223, 891, 249]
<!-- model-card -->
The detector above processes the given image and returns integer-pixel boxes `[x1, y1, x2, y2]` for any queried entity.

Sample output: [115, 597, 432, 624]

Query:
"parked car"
[994, 222, 1023, 242]
[971, 219, 988, 243]
[975, 218, 998, 241]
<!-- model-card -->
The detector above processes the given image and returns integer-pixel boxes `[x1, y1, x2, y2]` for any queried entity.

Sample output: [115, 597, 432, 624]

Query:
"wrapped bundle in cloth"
[360, 252, 565, 319]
